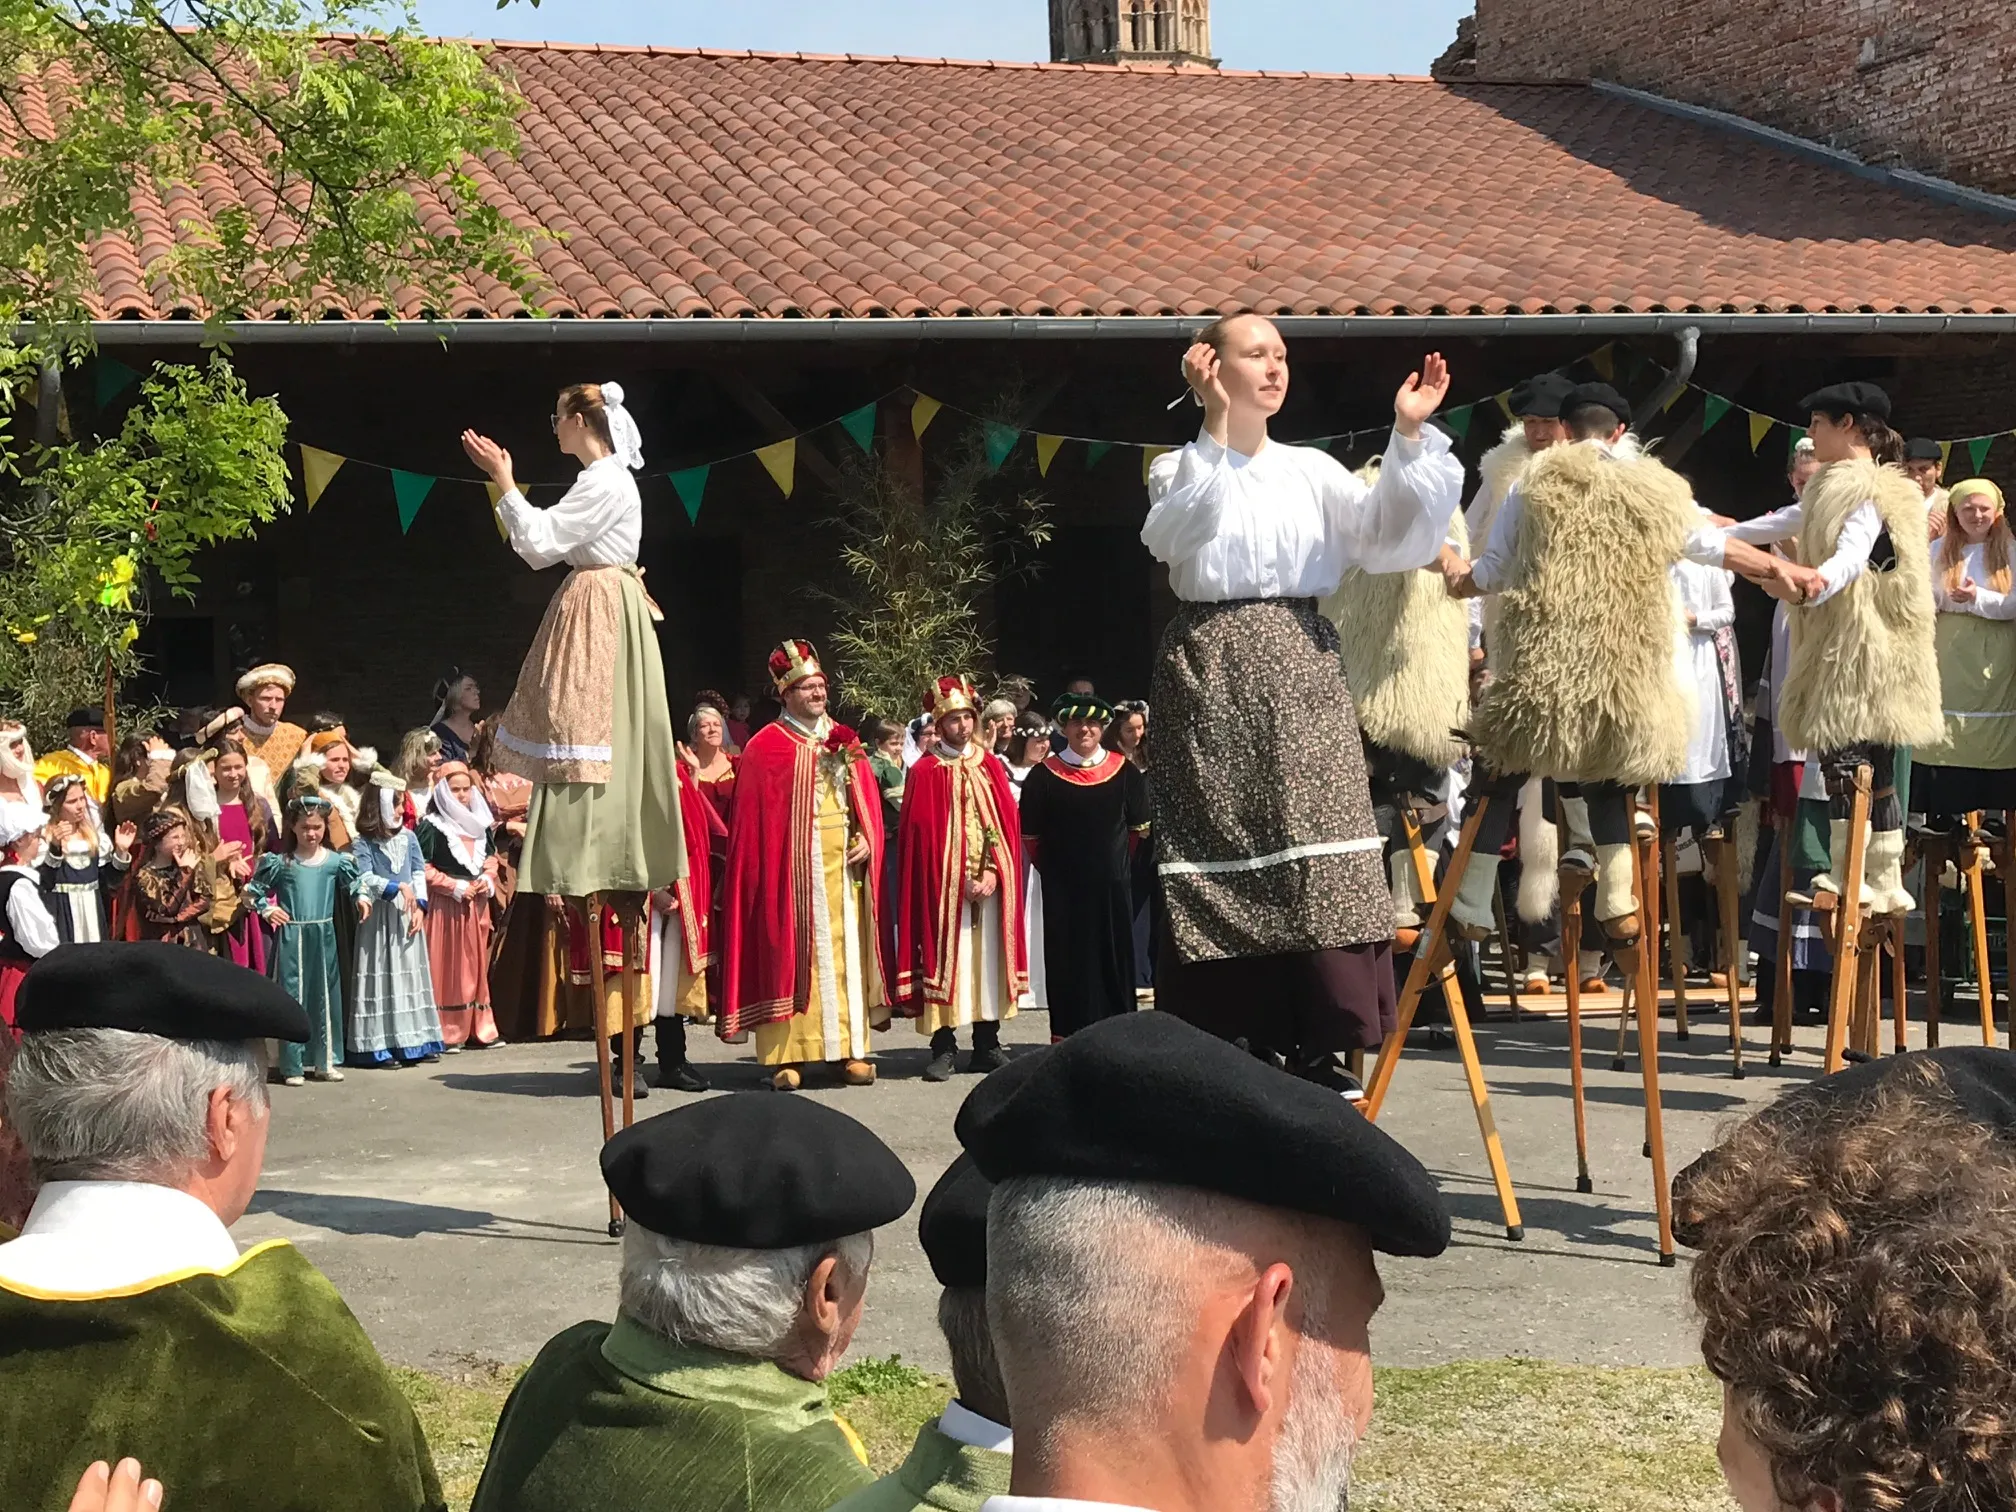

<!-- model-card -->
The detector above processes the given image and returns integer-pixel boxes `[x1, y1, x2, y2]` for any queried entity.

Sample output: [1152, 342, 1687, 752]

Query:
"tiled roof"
[88, 43, 2016, 321]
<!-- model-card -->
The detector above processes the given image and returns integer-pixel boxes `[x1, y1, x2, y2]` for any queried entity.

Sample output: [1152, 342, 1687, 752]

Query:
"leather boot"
[607, 1034, 649, 1099]
[651, 1017, 708, 1093]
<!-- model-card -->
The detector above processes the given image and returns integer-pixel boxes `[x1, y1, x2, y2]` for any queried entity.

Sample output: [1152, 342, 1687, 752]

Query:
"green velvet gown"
[471, 1317, 873, 1512]
[0, 1240, 444, 1511]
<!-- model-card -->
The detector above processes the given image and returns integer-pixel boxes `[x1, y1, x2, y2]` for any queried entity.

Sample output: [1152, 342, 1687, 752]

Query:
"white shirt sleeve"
[1970, 585, 2016, 621]
[1467, 485, 1523, 594]
[8, 877, 60, 958]
[1681, 523, 1730, 567]
[1140, 433, 1234, 569]
[498, 467, 632, 571]
[1722, 502, 1804, 545]
[1807, 501, 1882, 606]
[1319, 426, 1465, 574]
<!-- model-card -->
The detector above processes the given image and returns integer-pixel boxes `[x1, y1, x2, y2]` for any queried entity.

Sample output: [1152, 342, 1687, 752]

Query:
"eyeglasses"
[549, 414, 559, 432]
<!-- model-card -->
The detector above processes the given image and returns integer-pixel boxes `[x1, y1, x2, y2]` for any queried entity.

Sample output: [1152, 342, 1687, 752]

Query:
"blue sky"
[406, 0, 1473, 77]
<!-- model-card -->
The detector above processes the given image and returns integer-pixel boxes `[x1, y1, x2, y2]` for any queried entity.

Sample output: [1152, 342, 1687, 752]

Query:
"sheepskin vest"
[1778, 459, 1944, 752]
[1323, 507, 1472, 768]
[1471, 442, 1694, 785]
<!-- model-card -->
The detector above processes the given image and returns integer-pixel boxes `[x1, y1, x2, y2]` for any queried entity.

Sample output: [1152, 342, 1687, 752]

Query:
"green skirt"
[520, 573, 685, 896]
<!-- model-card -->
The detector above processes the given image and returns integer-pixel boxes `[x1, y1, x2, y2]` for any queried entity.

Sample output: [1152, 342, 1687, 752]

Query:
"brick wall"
[1464, 0, 2016, 196]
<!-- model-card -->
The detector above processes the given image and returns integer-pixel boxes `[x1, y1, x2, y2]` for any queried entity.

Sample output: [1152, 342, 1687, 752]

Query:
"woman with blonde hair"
[395, 726, 444, 825]
[1915, 477, 2016, 820]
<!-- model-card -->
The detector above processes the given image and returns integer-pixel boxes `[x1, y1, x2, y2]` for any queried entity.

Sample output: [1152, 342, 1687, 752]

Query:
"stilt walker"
[1142, 316, 1463, 1086]
[460, 383, 685, 1234]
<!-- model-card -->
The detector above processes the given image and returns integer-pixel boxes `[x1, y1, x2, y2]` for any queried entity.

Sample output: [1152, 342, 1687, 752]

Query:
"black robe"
[1018, 752, 1150, 1037]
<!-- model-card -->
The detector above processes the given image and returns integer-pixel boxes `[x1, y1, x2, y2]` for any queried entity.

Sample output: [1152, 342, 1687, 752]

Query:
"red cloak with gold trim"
[718, 719, 887, 1035]
[893, 746, 1028, 1013]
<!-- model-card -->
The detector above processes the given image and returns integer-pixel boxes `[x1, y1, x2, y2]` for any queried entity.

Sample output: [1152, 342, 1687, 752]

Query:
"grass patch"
[398, 1355, 1731, 1512]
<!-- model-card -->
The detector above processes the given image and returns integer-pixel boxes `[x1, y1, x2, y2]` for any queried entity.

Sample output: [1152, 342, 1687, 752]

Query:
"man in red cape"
[717, 640, 889, 1091]
[894, 675, 1027, 1083]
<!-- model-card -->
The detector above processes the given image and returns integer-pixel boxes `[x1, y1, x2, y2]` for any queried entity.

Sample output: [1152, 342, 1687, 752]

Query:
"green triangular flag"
[1701, 394, 1732, 434]
[95, 357, 140, 408]
[1968, 435, 1995, 474]
[390, 469, 436, 534]
[1789, 426, 1807, 456]
[669, 464, 710, 525]
[1443, 404, 1473, 441]
[838, 403, 876, 455]
[982, 422, 1019, 473]
[1084, 442, 1113, 470]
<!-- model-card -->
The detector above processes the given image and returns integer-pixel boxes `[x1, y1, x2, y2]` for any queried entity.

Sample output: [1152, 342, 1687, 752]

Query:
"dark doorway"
[995, 524, 1156, 703]
[650, 535, 744, 718]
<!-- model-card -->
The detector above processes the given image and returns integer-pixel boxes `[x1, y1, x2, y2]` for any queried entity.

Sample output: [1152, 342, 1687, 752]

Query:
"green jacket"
[0, 1240, 444, 1512]
[828, 1419, 1014, 1512]
[471, 1316, 873, 1512]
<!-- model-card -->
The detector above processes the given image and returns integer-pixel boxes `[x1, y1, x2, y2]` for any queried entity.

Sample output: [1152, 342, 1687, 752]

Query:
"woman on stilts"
[1141, 316, 1462, 1088]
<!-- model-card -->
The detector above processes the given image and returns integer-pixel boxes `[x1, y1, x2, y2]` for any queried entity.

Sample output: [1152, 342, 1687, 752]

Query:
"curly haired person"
[1675, 1049, 2016, 1512]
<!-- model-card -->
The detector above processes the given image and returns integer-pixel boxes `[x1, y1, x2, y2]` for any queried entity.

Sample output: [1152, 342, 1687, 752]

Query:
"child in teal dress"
[245, 794, 370, 1085]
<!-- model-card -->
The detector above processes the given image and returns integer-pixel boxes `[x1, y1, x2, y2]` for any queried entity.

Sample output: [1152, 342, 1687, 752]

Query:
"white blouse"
[1142, 426, 1463, 602]
[1671, 552, 1737, 784]
[1931, 539, 2016, 620]
[1720, 499, 1881, 607]
[499, 454, 641, 570]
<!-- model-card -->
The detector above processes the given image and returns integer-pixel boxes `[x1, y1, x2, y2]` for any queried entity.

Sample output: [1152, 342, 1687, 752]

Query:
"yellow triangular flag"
[484, 481, 508, 540]
[1589, 345, 1614, 381]
[1035, 434, 1065, 477]
[912, 395, 942, 440]
[1142, 445, 1173, 484]
[1939, 441, 1954, 471]
[1494, 390, 1514, 423]
[1747, 411, 1775, 453]
[300, 445, 345, 510]
[756, 438, 796, 498]
[1663, 385, 1687, 413]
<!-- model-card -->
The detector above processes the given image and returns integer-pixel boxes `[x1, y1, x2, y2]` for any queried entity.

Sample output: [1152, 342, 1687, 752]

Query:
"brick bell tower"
[1050, 0, 1219, 69]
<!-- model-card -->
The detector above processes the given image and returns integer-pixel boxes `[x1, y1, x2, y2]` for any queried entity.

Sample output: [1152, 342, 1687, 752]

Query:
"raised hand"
[459, 430, 516, 493]
[113, 821, 137, 857]
[1394, 353, 1452, 438]
[1182, 342, 1231, 424]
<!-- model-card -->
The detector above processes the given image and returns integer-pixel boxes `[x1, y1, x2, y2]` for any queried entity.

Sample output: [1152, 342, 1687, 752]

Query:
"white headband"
[600, 380, 645, 472]
[182, 756, 221, 824]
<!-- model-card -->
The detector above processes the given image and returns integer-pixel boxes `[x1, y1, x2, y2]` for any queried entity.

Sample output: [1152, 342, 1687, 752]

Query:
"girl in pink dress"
[421, 762, 501, 1049]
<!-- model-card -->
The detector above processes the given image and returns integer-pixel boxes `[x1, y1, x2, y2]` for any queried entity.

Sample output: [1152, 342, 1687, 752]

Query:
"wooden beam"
[719, 373, 843, 493]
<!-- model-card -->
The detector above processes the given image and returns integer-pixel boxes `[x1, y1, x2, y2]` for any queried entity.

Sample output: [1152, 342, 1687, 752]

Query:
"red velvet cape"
[668, 760, 726, 973]
[717, 720, 886, 1035]
[893, 747, 1028, 1013]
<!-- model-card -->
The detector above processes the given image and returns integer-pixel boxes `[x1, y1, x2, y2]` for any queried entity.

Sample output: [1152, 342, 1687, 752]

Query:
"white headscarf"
[600, 380, 645, 472]
[426, 770, 493, 871]
[0, 799, 44, 851]
[0, 724, 33, 783]
[181, 754, 222, 824]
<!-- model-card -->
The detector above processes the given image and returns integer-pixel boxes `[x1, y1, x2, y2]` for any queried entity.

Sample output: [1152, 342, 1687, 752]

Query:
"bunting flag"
[838, 403, 877, 455]
[669, 464, 710, 525]
[911, 394, 942, 440]
[95, 357, 140, 408]
[1085, 441, 1113, 470]
[1969, 435, 1995, 475]
[1035, 434, 1065, 477]
[1443, 403, 1474, 441]
[1142, 445, 1172, 484]
[755, 438, 796, 498]
[484, 481, 508, 540]
[1494, 390, 1515, 423]
[982, 421, 1019, 473]
[1789, 426, 1808, 455]
[1939, 441, 1955, 472]
[1588, 345, 1615, 382]
[1701, 394, 1733, 434]
[390, 470, 435, 534]
[1748, 410, 1775, 453]
[1663, 385, 1686, 413]
[300, 445, 345, 510]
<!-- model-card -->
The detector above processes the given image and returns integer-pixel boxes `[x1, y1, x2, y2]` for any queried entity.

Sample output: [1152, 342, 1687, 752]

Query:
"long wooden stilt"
[1364, 800, 1523, 1240]
[2003, 816, 2016, 1048]
[587, 897, 621, 1236]
[1889, 915, 1908, 1056]
[1771, 814, 1796, 1064]
[1613, 970, 1633, 1069]
[1561, 887, 1593, 1194]
[1963, 815, 1995, 1046]
[1822, 768, 1873, 1075]
[1851, 917, 1882, 1057]
[1633, 818, 1657, 1157]
[1660, 818, 1690, 1043]
[1718, 832, 1744, 1076]
[1628, 816, 1676, 1264]
[1923, 834, 1946, 1049]
[618, 895, 639, 1136]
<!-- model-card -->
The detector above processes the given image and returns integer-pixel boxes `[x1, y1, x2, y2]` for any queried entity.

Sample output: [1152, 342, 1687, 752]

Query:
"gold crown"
[769, 639, 823, 693]
[926, 675, 978, 720]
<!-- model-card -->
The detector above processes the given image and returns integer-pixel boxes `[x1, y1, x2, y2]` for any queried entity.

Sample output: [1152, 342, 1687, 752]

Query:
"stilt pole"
[1821, 767, 1873, 1075]
[1771, 813, 1796, 1063]
[588, 896, 622, 1236]
[1923, 834, 1945, 1049]
[1718, 831, 1744, 1076]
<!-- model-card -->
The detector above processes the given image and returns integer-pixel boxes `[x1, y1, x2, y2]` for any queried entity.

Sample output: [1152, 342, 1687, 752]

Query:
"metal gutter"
[79, 311, 2016, 346]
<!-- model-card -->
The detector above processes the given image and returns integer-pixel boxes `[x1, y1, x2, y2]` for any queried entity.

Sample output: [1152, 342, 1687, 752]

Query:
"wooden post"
[1963, 815, 1996, 1046]
[1822, 768, 1873, 1075]
[1889, 915, 1909, 1056]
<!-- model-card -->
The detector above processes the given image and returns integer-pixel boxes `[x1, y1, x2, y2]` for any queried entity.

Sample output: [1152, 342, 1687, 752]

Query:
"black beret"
[1507, 372, 1575, 419]
[1799, 381, 1891, 421]
[1051, 691, 1115, 725]
[63, 707, 102, 730]
[1904, 436, 1945, 463]
[1673, 1047, 2016, 1247]
[955, 1013, 1450, 1257]
[920, 1153, 993, 1288]
[601, 1093, 916, 1249]
[1564, 381, 1632, 425]
[17, 942, 311, 1043]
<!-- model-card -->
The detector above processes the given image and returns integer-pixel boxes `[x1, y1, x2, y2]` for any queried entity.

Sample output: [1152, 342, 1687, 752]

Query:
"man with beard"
[0, 721, 39, 808]
[957, 1011, 1450, 1512]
